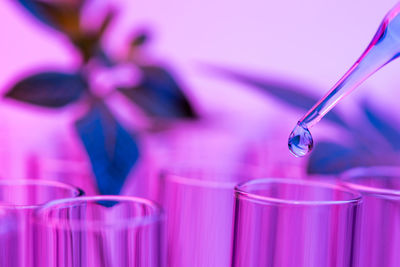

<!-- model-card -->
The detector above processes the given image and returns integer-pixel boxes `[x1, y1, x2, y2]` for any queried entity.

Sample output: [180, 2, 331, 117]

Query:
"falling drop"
[288, 122, 313, 157]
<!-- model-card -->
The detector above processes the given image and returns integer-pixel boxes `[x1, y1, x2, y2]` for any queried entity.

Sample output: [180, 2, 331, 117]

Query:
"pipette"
[288, 2, 400, 157]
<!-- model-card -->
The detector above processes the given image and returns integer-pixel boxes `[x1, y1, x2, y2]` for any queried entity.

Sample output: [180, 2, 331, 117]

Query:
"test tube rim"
[235, 178, 362, 206]
[0, 179, 84, 210]
[341, 166, 400, 197]
[35, 195, 163, 230]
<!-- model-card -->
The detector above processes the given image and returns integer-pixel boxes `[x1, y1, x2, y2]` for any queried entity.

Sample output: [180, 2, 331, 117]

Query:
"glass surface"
[289, 2, 400, 156]
[0, 179, 84, 207]
[0, 179, 83, 267]
[36, 195, 162, 267]
[341, 167, 400, 267]
[0, 207, 18, 266]
[160, 163, 267, 267]
[232, 178, 361, 267]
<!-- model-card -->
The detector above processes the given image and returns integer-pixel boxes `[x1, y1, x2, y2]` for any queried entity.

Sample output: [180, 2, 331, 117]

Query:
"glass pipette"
[289, 2, 400, 157]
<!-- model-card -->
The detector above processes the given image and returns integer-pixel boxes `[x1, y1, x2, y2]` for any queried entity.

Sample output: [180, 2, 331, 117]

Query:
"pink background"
[0, 0, 399, 182]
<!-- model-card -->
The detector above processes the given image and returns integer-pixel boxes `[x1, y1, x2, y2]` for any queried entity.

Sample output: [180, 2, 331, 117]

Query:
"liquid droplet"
[288, 123, 314, 157]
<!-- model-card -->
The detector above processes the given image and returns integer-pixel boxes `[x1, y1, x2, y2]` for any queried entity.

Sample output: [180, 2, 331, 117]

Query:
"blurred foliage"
[118, 66, 197, 119]
[5, 0, 197, 195]
[75, 101, 140, 195]
[5, 72, 86, 107]
[211, 66, 400, 174]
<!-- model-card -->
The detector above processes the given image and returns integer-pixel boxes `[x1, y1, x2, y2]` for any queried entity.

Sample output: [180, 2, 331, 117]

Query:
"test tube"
[35, 195, 162, 267]
[160, 162, 269, 267]
[0, 179, 84, 267]
[232, 178, 361, 267]
[341, 166, 400, 267]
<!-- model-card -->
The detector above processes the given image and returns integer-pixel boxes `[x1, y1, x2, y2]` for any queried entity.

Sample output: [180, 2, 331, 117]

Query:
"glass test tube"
[341, 166, 400, 267]
[0, 179, 83, 267]
[160, 162, 269, 267]
[36, 195, 162, 267]
[232, 178, 361, 267]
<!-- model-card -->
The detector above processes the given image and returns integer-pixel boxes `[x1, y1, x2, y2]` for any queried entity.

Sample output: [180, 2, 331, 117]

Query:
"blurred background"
[0, 0, 399, 196]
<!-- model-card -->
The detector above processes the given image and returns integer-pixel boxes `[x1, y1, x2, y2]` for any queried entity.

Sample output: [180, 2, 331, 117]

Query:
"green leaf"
[5, 72, 86, 108]
[75, 101, 140, 195]
[16, 0, 108, 62]
[71, 9, 116, 62]
[98, 9, 116, 38]
[307, 142, 371, 174]
[16, 0, 82, 38]
[118, 66, 197, 119]
[306, 140, 399, 174]
[361, 101, 400, 151]
[72, 9, 116, 62]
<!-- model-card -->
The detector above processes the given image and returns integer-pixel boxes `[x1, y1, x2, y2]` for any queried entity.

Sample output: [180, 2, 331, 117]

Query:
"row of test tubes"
[0, 165, 398, 267]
